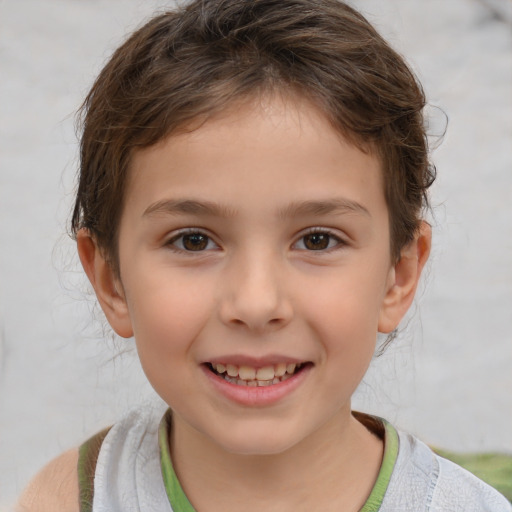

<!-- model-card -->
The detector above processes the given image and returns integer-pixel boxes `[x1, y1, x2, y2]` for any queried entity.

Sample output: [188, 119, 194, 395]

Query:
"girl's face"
[93, 96, 425, 456]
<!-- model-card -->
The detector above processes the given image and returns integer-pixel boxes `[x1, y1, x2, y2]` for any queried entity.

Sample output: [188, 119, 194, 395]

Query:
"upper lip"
[205, 355, 309, 367]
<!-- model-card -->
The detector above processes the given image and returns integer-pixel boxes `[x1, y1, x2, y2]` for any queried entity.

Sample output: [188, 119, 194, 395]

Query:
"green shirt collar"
[158, 410, 399, 512]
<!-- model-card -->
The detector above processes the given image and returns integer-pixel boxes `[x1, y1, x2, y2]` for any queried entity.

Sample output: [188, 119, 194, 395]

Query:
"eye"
[168, 230, 218, 252]
[294, 230, 343, 251]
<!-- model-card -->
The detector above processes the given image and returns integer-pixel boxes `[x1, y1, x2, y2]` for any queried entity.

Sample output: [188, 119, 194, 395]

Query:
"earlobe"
[378, 221, 432, 333]
[76, 229, 134, 338]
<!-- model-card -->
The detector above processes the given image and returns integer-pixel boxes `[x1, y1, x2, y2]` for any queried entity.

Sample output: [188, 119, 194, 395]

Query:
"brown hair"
[71, 0, 435, 274]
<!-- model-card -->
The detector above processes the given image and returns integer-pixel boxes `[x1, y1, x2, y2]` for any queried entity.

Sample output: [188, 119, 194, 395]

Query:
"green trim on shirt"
[359, 418, 399, 512]
[158, 410, 399, 512]
[159, 410, 196, 512]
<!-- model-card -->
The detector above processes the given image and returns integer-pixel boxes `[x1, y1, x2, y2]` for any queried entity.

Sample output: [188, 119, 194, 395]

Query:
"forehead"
[125, 95, 385, 219]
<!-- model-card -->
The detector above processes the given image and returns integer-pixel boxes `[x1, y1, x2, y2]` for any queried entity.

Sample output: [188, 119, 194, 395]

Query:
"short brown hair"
[71, 0, 435, 273]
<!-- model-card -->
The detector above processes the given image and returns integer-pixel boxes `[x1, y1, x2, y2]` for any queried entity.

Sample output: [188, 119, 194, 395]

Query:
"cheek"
[125, 278, 216, 405]
[124, 276, 214, 363]
[309, 273, 385, 322]
[302, 270, 387, 356]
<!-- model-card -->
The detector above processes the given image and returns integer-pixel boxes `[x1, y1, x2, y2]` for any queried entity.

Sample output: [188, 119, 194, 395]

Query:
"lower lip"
[201, 364, 312, 407]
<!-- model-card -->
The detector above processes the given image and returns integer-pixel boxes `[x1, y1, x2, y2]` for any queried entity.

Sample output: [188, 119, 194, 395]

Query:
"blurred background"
[0, 0, 511, 509]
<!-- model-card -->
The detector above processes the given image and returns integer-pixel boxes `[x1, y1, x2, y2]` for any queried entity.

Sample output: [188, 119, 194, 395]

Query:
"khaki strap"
[77, 426, 112, 512]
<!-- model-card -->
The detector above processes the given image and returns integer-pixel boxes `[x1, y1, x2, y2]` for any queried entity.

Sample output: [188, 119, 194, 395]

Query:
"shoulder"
[16, 448, 80, 512]
[432, 455, 512, 511]
[387, 428, 511, 511]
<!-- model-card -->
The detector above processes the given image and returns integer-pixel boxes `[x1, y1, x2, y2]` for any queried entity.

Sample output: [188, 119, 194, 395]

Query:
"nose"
[218, 250, 293, 333]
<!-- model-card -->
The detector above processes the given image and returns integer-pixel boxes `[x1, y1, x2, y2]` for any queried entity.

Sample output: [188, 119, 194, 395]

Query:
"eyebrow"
[278, 198, 371, 219]
[142, 197, 370, 219]
[143, 199, 236, 218]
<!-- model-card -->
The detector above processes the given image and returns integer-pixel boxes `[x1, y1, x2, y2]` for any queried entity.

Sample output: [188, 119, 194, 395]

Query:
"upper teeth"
[213, 362, 300, 382]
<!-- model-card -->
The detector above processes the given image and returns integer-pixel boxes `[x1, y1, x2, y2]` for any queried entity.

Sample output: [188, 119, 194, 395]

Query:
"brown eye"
[303, 233, 330, 250]
[182, 233, 209, 251]
[169, 231, 217, 252]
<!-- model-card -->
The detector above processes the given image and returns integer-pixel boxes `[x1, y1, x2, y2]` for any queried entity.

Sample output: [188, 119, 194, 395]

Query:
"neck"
[170, 408, 383, 512]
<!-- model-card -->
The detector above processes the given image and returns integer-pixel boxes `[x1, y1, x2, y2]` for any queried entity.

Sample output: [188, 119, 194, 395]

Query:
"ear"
[378, 221, 432, 333]
[76, 229, 134, 338]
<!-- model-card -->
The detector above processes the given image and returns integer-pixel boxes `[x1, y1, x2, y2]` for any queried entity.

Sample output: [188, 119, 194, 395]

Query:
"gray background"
[1, 0, 511, 509]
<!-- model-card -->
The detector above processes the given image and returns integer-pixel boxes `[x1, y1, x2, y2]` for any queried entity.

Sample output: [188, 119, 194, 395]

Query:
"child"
[17, 0, 511, 510]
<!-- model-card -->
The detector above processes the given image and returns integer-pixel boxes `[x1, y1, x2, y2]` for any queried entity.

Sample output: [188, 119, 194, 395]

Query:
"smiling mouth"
[207, 362, 310, 387]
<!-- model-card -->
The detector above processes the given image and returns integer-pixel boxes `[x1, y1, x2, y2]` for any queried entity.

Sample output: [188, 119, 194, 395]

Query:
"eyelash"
[167, 227, 346, 254]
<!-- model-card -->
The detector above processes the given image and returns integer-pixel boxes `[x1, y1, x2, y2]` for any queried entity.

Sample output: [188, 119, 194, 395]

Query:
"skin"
[15, 448, 79, 512]
[17, 95, 430, 512]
